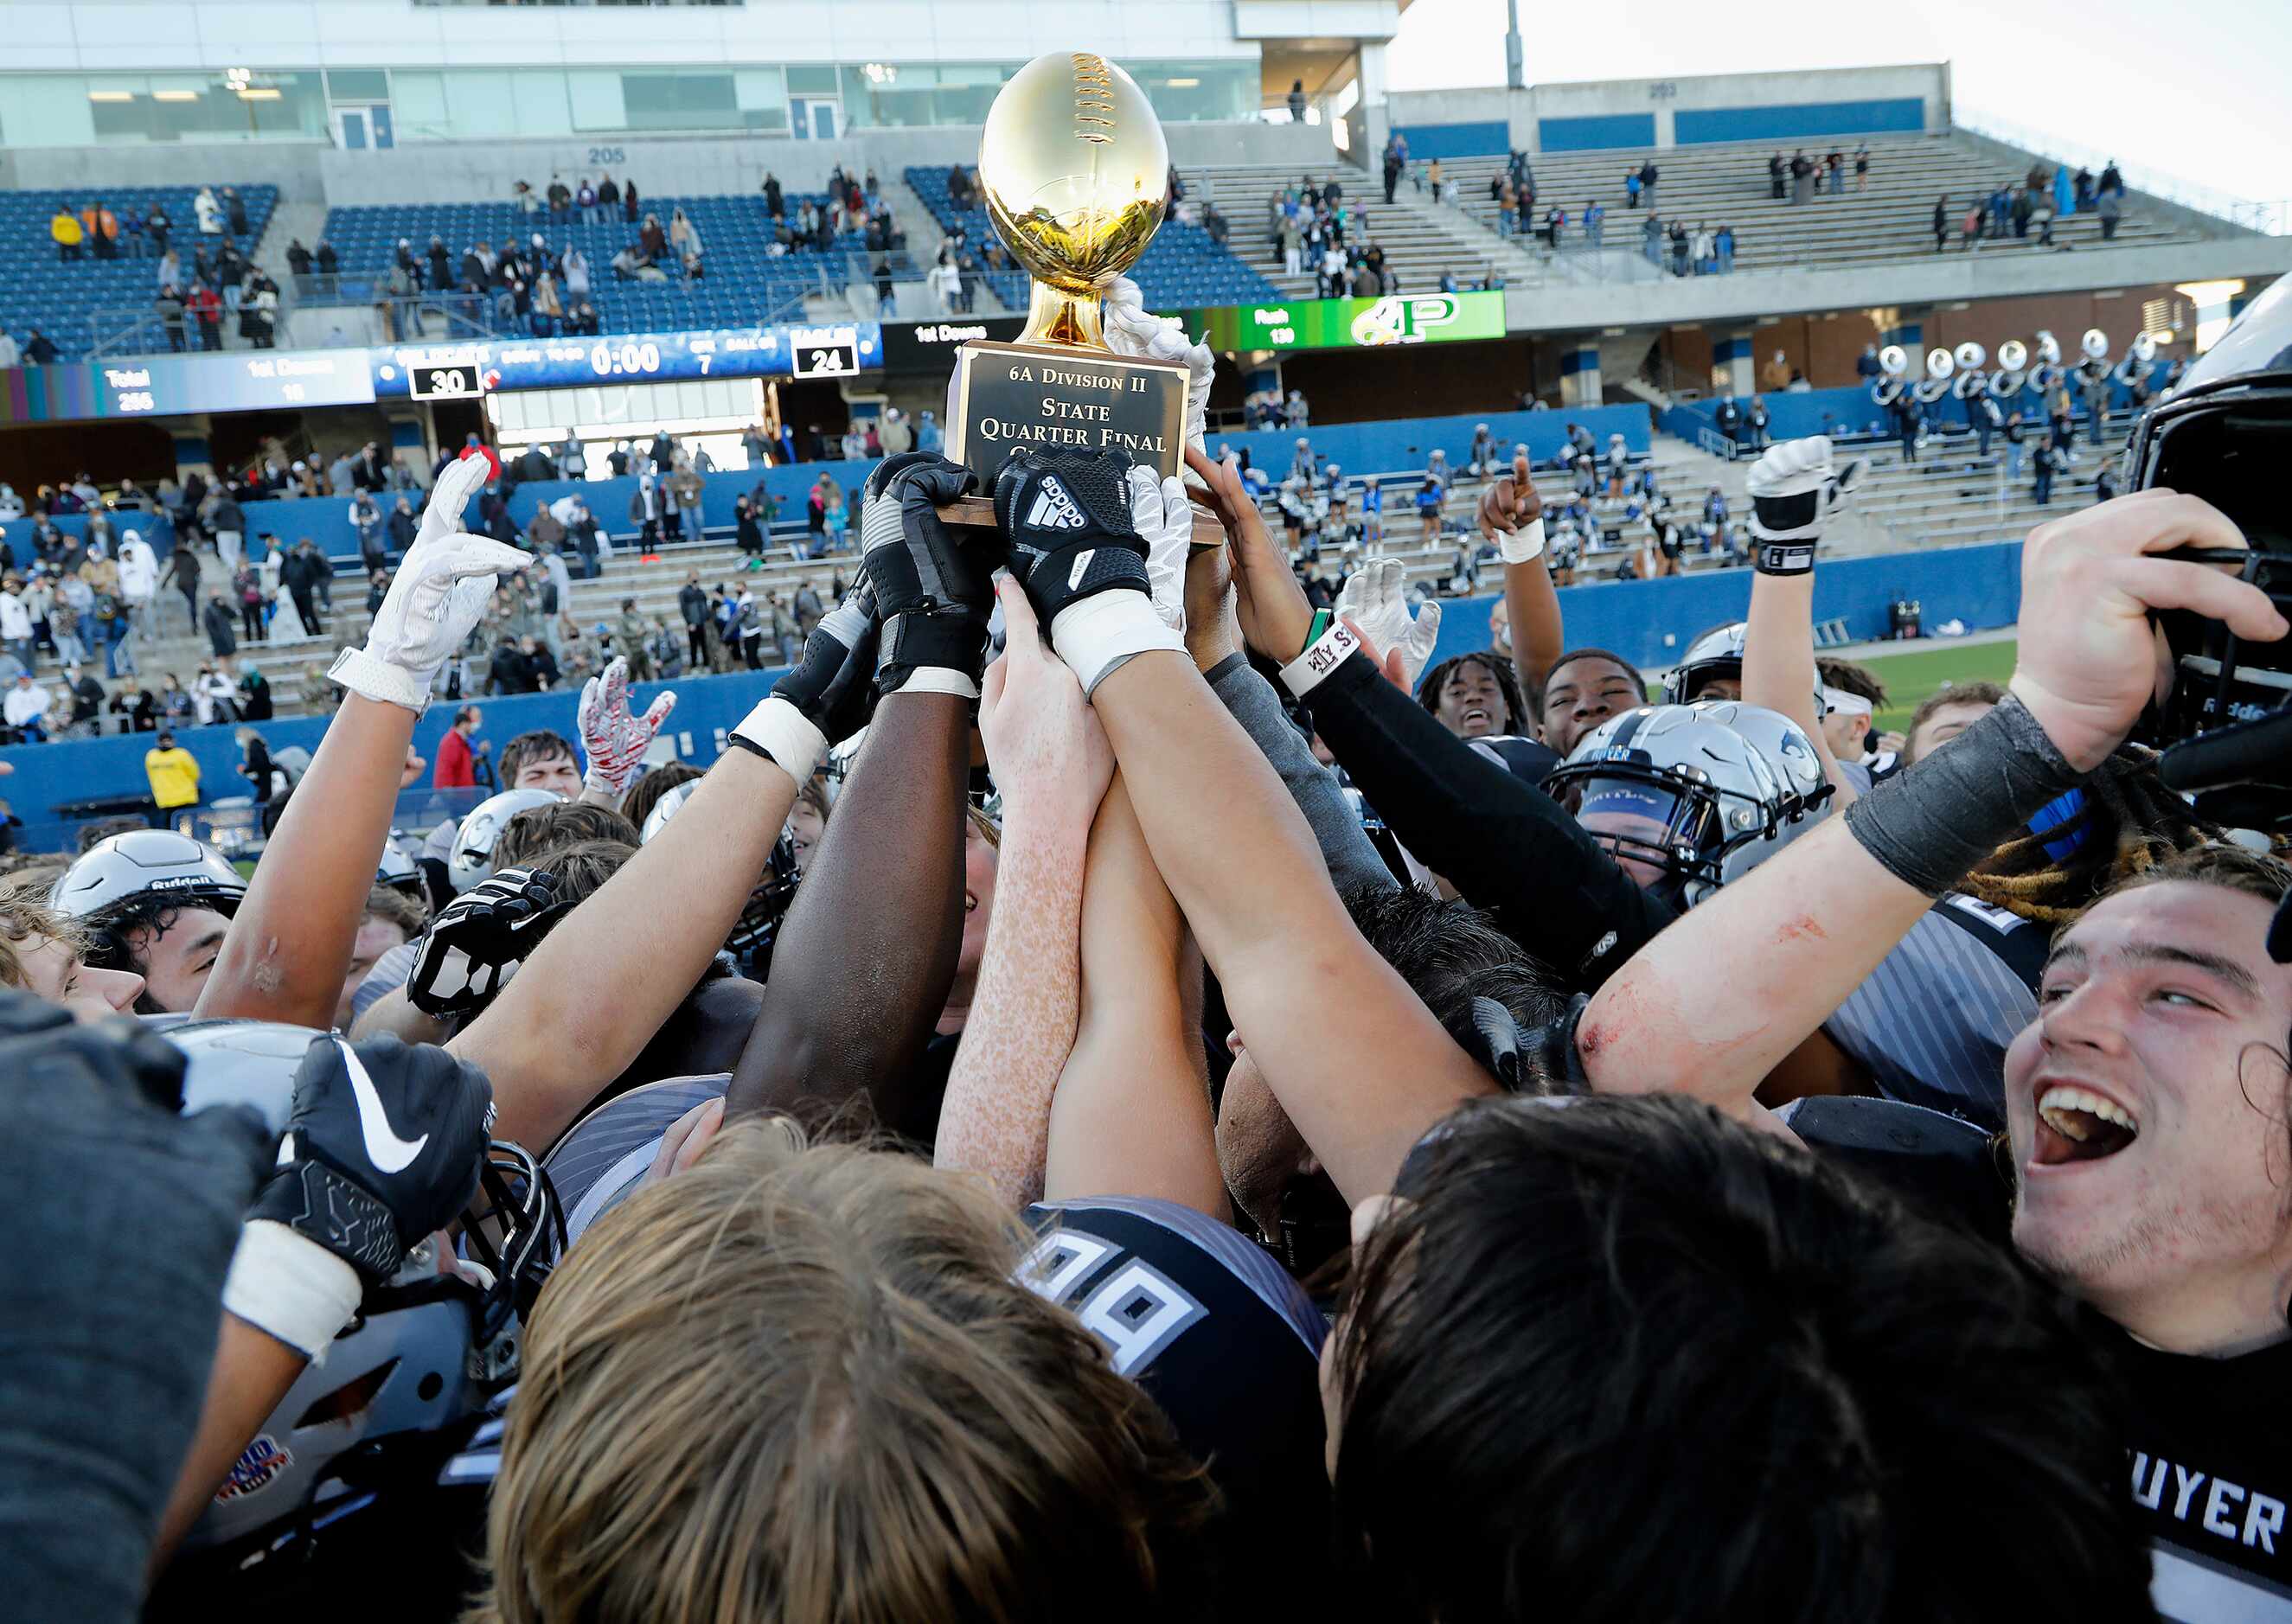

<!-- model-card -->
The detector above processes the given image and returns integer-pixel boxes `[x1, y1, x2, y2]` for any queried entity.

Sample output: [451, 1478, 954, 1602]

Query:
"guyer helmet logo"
[1350, 293, 1463, 348]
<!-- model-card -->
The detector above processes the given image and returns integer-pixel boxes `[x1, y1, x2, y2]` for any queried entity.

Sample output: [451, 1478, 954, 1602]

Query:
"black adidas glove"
[861, 452, 996, 695]
[992, 446, 1152, 623]
[766, 572, 879, 743]
[246, 1033, 496, 1283]
[407, 866, 564, 1017]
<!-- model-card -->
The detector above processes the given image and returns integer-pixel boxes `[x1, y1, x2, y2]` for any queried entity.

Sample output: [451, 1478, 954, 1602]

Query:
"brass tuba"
[1988, 336, 2029, 398]
[1950, 340, 1988, 400]
[1871, 342, 1909, 407]
[1913, 345, 1956, 404]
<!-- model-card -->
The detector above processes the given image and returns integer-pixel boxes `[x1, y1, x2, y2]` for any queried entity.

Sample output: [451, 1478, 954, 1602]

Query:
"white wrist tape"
[330, 646, 429, 713]
[888, 667, 981, 700]
[1278, 617, 1362, 700]
[223, 1219, 363, 1361]
[729, 694, 826, 780]
[1499, 517, 1547, 566]
[1049, 591, 1186, 697]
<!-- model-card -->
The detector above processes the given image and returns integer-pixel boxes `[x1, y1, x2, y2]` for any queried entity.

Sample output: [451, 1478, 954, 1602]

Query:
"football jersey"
[1020, 1196, 1332, 1605]
[2114, 1328, 2292, 1621]
[1821, 891, 2045, 1129]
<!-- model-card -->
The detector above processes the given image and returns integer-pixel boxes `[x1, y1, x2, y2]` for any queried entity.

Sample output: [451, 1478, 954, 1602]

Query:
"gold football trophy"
[942, 50, 1192, 494]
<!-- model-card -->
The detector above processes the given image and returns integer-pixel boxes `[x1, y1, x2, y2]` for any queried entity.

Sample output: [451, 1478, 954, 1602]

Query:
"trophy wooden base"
[935, 494, 1227, 547]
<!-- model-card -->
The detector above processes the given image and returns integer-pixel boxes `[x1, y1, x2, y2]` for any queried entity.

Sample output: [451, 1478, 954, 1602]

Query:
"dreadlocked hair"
[1956, 745, 2218, 927]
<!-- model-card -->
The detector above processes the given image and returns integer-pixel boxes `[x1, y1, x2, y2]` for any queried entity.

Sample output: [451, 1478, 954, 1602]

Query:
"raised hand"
[1129, 464, 1194, 631]
[1186, 443, 1312, 665]
[1101, 274, 1213, 457]
[579, 655, 676, 802]
[1335, 557, 1443, 692]
[246, 1032, 495, 1285]
[1476, 449, 1547, 560]
[407, 867, 565, 1017]
[863, 452, 993, 695]
[982, 573, 1114, 828]
[1745, 434, 1863, 574]
[331, 451, 530, 711]
[2010, 489, 2285, 770]
[995, 445, 1182, 694]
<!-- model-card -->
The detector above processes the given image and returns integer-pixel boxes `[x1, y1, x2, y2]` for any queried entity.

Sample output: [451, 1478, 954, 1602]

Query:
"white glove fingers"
[639, 691, 677, 731]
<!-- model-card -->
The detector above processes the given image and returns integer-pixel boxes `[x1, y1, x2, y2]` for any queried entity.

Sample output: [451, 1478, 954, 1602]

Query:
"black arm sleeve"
[1204, 653, 1395, 898]
[1304, 648, 1678, 988]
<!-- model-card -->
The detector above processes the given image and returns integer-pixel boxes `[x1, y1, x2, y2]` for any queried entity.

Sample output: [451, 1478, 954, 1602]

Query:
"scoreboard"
[369, 323, 882, 400]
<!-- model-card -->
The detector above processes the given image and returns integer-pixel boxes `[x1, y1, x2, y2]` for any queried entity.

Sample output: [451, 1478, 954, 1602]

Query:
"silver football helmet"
[446, 788, 563, 892]
[1546, 701, 1834, 905]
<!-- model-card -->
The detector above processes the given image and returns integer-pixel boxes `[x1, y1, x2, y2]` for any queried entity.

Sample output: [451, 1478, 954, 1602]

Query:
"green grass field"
[1854, 638, 2020, 737]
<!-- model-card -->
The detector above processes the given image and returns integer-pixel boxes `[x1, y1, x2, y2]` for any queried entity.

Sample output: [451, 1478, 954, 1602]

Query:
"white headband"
[1821, 687, 1873, 719]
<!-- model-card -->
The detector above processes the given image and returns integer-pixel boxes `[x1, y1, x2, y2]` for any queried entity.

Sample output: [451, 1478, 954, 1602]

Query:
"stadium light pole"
[1505, 0, 1524, 90]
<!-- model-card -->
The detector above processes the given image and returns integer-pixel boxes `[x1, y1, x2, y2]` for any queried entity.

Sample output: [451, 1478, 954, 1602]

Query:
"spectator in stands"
[185, 282, 221, 352]
[1767, 151, 1786, 199]
[668, 464, 704, 541]
[160, 544, 199, 636]
[48, 203, 82, 262]
[20, 327, 56, 366]
[1285, 79, 1307, 121]
[1638, 158, 1659, 211]
[2032, 437, 2069, 505]
[2, 670, 47, 747]
[1624, 168, 1642, 210]
[1668, 220, 1688, 276]
[2097, 186, 2122, 241]
[107, 674, 153, 733]
[200, 589, 235, 659]
[433, 705, 483, 789]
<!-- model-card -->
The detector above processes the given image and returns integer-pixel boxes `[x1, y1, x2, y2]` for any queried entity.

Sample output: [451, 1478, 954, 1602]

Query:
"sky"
[1383, 0, 2292, 205]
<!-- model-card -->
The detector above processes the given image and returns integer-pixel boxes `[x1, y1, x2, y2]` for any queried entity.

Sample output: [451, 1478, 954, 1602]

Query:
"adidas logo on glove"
[1026, 476, 1088, 532]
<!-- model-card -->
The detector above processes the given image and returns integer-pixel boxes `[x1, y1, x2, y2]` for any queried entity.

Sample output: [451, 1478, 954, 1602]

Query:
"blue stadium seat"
[903, 165, 1280, 308]
[0, 185, 278, 361]
[321, 189, 911, 342]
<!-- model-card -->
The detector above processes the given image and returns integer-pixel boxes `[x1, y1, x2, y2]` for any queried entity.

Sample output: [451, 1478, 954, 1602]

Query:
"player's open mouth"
[1463, 707, 1490, 728]
[963, 890, 978, 914]
[2032, 1083, 2140, 1166]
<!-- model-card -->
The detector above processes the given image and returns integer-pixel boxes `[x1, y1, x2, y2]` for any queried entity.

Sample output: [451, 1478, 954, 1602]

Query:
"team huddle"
[7, 282, 2292, 1624]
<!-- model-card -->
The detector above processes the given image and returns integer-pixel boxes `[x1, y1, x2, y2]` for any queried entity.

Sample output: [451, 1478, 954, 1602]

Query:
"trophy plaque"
[942, 51, 1195, 519]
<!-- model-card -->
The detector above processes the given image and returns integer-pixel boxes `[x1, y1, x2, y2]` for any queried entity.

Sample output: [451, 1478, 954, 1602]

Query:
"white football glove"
[1336, 557, 1444, 691]
[1744, 436, 1863, 573]
[578, 655, 676, 801]
[330, 453, 529, 711]
[1127, 465, 1194, 632]
[1102, 275, 1213, 457]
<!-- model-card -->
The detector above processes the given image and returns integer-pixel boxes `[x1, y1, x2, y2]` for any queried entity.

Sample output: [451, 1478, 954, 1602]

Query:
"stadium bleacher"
[319, 191, 912, 334]
[903, 166, 1282, 310]
[1431, 132, 2224, 274]
[0, 185, 279, 361]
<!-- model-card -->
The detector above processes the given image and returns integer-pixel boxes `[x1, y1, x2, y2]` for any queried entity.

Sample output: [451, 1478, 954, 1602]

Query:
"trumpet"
[1949, 340, 1988, 400]
[1989, 337, 2029, 398]
[1913, 345, 1956, 405]
[1871, 342, 1909, 407]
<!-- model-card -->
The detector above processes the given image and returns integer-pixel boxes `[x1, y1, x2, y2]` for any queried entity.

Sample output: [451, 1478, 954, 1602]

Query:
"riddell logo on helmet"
[146, 875, 213, 890]
[213, 1434, 292, 1503]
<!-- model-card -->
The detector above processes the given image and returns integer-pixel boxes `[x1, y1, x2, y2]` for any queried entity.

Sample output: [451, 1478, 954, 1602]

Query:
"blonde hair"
[473, 1119, 1216, 1624]
[0, 884, 88, 991]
